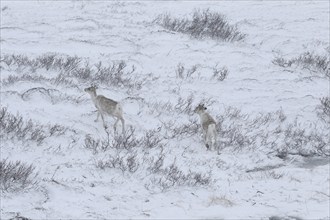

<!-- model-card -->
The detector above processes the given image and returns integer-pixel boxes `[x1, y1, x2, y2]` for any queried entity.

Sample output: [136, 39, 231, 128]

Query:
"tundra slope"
[0, 1, 329, 219]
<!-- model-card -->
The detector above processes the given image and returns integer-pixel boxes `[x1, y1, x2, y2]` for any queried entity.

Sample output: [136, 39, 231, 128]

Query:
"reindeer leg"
[207, 127, 216, 151]
[100, 114, 107, 129]
[203, 130, 210, 150]
[206, 135, 211, 150]
[114, 117, 119, 134]
[95, 111, 100, 122]
[120, 117, 125, 135]
[213, 129, 217, 151]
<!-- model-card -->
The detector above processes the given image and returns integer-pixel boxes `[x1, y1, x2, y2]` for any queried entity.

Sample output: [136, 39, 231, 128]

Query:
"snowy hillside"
[1, 1, 329, 219]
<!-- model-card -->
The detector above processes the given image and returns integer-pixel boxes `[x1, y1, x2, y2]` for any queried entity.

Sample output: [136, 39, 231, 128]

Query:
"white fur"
[205, 124, 217, 151]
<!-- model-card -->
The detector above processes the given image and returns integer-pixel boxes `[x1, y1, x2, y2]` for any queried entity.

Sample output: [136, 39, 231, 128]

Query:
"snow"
[1, 0, 329, 219]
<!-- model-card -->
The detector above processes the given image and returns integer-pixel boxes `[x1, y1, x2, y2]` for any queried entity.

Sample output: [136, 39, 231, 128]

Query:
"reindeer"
[84, 85, 125, 134]
[194, 104, 217, 150]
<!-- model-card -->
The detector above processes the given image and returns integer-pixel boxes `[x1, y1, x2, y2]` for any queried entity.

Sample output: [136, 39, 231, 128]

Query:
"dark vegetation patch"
[155, 9, 245, 42]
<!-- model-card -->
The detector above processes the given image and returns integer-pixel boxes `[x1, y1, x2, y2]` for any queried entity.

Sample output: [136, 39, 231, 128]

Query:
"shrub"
[109, 126, 141, 150]
[0, 159, 38, 192]
[174, 63, 228, 81]
[148, 94, 215, 117]
[147, 154, 165, 174]
[96, 151, 140, 174]
[269, 215, 303, 220]
[214, 106, 329, 157]
[175, 63, 199, 79]
[142, 128, 165, 149]
[212, 65, 228, 81]
[278, 125, 329, 157]
[1, 73, 77, 88]
[1, 53, 146, 90]
[161, 118, 200, 139]
[84, 134, 103, 155]
[316, 97, 330, 124]
[147, 95, 195, 116]
[175, 94, 195, 115]
[155, 9, 245, 42]
[92, 130, 165, 174]
[273, 52, 330, 78]
[1, 53, 81, 72]
[2, 74, 48, 86]
[0, 107, 67, 145]
[150, 161, 211, 191]
[84, 126, 164, 154]
[175, 63, 185, 79]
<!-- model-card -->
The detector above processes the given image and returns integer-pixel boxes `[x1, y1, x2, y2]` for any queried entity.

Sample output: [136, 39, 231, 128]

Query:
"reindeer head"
[194, 103, 207, 114]
[84, 85, 98, 95]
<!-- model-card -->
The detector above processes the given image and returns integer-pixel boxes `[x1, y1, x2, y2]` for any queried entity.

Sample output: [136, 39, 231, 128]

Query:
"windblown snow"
[1, 1, 329, 219]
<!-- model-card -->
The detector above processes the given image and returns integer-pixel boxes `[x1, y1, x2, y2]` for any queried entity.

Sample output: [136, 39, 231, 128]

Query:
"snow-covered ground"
[1, 1, 329, 219]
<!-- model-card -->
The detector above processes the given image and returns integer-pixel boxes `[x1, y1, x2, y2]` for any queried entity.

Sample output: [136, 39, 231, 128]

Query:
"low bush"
[0, 159, 38, 192]
[148, 94, 215, 116]
[212, 65, 229, 81]
[273, 52, 330, 78]
[96, 151, 140, 174]
[155, 9, 245, 42]
[174, 63, 229, 81]
[316, 97, 330, 124]
[0, 107, 67, 145]
[1, 53, 146, 90]
[84, 126, 164, 154]
[215, 106, 329, 157]
[150, 161, 211, 191]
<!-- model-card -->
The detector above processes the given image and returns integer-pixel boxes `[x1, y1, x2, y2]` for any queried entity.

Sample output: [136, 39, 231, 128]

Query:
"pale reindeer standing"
[84, 85, 125, 134]
[194, 104, 217, 150]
